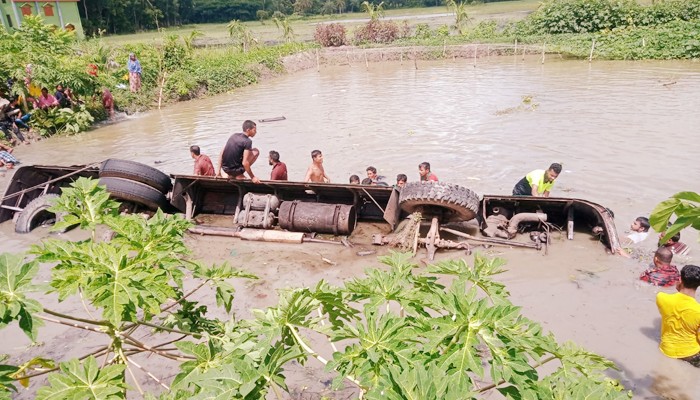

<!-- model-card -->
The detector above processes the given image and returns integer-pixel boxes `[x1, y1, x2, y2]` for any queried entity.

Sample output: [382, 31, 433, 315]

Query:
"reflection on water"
[1, 55, 699, 397]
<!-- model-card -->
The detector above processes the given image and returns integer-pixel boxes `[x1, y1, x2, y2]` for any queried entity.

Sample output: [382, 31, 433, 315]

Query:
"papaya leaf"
[0, 254, 43, 341]
[0, 364, 19, 395]
[35, 356, 126, 400]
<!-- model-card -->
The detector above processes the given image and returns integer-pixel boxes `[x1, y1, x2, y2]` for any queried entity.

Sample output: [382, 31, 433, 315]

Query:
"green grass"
[100, 0, 542, 45]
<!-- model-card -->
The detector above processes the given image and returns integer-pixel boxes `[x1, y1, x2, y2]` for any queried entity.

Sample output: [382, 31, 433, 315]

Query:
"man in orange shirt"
[656, 264, 700, 367]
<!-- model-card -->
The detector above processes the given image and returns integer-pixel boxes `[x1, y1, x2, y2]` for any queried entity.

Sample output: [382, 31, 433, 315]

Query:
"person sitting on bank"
[656, 264, 700, 368]
[190, 145, 215, 176]
[54, 84, 70, 108]
[627, 216, 651, 244]
[269, 150, 288, 181]
[418, 162, 438, 182]
[304, 149, 330, 183]
[660, 231, 691, 256]
[349, 175, 360, 184]
[396, 173, 407, 188]
[0, 142, 20, 169]
[35, 87, 58, 110]
[217, 120, 260, 183]
[640, 247, 680, 287]
[512, 163, 562, 197]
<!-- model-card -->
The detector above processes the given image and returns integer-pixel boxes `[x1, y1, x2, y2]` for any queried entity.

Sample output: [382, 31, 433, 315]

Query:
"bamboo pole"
[364, 50, 369, 70]
[316, 49, 320, 72]
[589, 39, 596, 63]
[541, 42, 546, 64]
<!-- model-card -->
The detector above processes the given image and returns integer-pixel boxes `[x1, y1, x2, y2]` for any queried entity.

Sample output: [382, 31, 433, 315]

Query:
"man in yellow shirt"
[656, 264, 700, 367]
[512, 163, 562, 197]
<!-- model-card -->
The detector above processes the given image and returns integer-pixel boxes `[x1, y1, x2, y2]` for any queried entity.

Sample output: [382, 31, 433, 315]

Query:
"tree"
[361, 0, 384, 20]
[227, 20, 258, 51]
[445, 0, 470, 34]
[273, 16, 296, 42]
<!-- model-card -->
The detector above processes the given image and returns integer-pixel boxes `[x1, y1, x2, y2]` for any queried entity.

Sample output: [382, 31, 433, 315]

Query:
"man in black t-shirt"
[217, 120, 260, 183]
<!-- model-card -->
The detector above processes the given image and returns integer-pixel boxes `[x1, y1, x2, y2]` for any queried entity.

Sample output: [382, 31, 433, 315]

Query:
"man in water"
[396, 173, 407, 188]
[304, 150, 330, 183]
[657, 264, 700, 367]
[269, 150, 288, 181]
[512, 163, 562, 197]
[640, 246, 680, 287]
[418, 162, 438, 182]
[217, 120, 260, 183]
[190, 145, 215, 176]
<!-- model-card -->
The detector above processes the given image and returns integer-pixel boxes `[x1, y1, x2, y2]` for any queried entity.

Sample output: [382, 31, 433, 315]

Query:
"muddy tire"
[99, 177, 169, 211]
[399, 181, 480, 222]
[15, 194, 69, 234]
[99, 159, 172, 194]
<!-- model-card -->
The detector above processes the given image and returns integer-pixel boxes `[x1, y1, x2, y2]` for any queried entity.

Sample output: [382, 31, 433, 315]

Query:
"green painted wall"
[0, 1, 84, 38]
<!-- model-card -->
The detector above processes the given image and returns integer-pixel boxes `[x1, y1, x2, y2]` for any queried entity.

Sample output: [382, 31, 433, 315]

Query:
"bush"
[314, 23, 347, 47]
[256, 10, 270, 21]
[354, 20, 401, 44]
[30, 105, 94, 137]
[527, 0, 638, 34]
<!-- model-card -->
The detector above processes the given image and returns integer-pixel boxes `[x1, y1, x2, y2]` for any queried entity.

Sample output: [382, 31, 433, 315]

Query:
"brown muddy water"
[1, 55, 699, 399]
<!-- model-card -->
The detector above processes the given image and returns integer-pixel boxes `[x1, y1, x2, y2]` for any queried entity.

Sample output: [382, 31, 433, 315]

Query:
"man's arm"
[543, 190, 550, 198]
[242, 149, 260, 183]
[530, 185, 540, 197]
[323, 172, 330, 183]
[304, 166, 312, 182]
[216, 148, 224, 177]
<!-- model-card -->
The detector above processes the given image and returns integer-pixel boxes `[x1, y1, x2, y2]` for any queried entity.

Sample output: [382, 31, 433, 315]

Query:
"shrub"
[30, 105, 95, 137]
[314, 23, 347, 47]
[527, 0, 638, 34]
[354, 20, 400, 44]
[256, 10, 270, 21]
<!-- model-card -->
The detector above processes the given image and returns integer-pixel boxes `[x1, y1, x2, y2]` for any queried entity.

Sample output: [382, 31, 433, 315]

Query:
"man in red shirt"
[418, 162, 438, 182]
[190, 145, 215, 176]
[269, 150, 288, 181]
[640, 247, 680, 287]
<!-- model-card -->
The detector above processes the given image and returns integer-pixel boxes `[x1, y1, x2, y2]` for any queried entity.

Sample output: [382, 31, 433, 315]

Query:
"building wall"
[0, 1, 84, 38]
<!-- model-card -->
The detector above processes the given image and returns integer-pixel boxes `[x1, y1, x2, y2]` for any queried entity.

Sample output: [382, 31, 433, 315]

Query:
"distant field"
[100, 0, 541, 45]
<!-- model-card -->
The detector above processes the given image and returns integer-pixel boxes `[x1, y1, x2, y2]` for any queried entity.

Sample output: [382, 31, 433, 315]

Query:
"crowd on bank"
[0, 53, 144, 150]
[188, 119, 700, 371]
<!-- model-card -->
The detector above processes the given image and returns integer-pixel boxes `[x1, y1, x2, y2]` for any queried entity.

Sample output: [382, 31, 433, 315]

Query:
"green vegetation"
[0, 179, 632, 398]
[651, 191, 700, 243]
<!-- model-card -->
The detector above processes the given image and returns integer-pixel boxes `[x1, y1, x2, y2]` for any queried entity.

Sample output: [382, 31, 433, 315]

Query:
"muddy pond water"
[1, 55, 699, 398]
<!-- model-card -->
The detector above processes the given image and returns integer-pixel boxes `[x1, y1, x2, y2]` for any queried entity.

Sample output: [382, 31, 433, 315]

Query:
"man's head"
[349, 175, 360, 184]
[366, 166, 377, 180]
[190, 145, 201, 158]
[41, 87, 49, 96]
[654, 246, 673, 266]
[680, 265, 700, 290]
[242, 120, 257, 137]
[631, 217, 650, 233]
[544, 163, 562, 183]
[269, 150, 280, 165]
[361, 178, 372, 185]
[396, 174, 407, 187]
[311, 150, 323, 163]
[660, 231, 681, 246]
[418, 162, 431, 178]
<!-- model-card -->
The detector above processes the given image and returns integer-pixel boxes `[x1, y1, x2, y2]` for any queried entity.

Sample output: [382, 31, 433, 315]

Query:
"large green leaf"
[0, 254, 43, 341]
[35, 356, 126, 400]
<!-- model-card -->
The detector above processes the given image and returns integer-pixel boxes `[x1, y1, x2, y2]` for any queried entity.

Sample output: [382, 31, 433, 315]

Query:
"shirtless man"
[304, 150, 330, 183]
[217, 120, 260, 183]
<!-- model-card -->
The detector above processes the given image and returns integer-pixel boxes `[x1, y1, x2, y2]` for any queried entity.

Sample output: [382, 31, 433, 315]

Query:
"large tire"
[99, 159, 172, 194]
[99, 177, 169, 211]
[399, 181, 480, 222]
[15, 194, 68, 234]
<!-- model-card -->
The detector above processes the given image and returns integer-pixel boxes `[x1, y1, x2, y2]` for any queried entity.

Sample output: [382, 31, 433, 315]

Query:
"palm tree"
[272, 17, 296, 43]
[227, 20, 257, 52]
[445, 0, 470, 34]
[183, 30, 203, 54]
[361, 1, 385, 20]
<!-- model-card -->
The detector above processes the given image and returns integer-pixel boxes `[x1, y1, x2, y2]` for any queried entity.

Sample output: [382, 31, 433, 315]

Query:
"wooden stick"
[589, 39, 596, 63]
